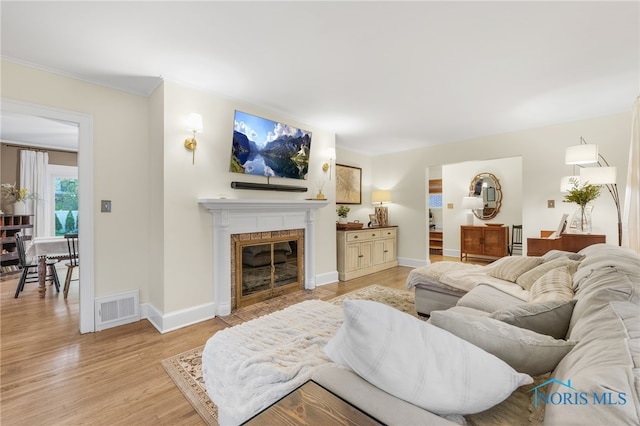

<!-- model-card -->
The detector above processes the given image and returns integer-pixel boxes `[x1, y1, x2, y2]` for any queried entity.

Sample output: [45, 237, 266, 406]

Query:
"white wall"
[2, 60, 151, 302]
[2, 61, 338, 330]
[161, 82, 337, 314]
[442, 156, 522, 256]
[372, 112, 631, 264]
[335, 147, 373, 224]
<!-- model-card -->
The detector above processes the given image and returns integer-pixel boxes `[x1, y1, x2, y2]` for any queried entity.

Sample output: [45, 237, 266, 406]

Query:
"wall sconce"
[563, 137, 621, 246]
[322, 147, 336, 180]
[184, 113, 203, 164]
[372, 190, 392, 226]
[462, 196, 483, 225]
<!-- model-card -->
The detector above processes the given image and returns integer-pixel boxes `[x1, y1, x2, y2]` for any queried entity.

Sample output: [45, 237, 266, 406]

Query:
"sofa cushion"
[456, 284, 526, 313]
[430, 310, 576, 376]
[541, 249, 585, 262]
[545, 299, 640, 425]
[528, 266, 574, 303]
[515, 258, 581, 291]
[312, 364, 459, 425]
[324, 300, 532, 416]
[485, 256, 543, 283]
[489, 299, 576, 339]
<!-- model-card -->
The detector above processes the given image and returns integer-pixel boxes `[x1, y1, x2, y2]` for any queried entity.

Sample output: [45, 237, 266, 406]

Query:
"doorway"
[1, 99, 95, 333]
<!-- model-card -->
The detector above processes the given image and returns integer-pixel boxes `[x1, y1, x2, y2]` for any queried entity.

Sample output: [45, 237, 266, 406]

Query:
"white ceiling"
[1, 113, 79, 151]
[1, 1, 638, 155]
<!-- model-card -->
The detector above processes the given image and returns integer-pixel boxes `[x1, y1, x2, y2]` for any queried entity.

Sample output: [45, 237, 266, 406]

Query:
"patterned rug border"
[161, 284, 413, 425]
[161, 347, 218, 425]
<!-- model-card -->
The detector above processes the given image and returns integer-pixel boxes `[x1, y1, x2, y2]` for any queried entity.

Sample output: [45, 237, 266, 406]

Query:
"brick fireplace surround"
[198, 198, 329, 316]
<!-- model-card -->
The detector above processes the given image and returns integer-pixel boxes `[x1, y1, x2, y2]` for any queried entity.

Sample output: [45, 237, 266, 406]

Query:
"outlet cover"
[547, 200, 555, 208]
[101, 200, 112, 213]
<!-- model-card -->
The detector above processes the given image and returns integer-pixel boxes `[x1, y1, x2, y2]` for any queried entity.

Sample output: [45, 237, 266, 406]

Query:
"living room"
[2, 0, 637, 331]
[1, 1, 638, 424]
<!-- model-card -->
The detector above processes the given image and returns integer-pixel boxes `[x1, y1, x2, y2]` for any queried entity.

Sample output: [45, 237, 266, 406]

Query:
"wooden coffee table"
[243, 380, 383, 425]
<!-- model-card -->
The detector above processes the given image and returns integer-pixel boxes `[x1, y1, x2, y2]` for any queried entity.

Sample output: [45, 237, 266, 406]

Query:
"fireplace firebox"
[231, 230, 304, 308]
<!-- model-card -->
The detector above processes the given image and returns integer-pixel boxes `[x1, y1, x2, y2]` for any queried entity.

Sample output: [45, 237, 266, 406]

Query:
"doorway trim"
[2, 98, 95, 333]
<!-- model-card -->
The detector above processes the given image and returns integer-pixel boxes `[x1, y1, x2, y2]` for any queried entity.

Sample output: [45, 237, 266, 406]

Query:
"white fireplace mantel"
[199, 198, 330, 315]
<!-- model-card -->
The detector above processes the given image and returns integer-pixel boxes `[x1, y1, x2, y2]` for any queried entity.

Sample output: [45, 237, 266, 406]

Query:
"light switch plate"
[547, 200, 555, 208]
[447, 203, 454, 209]
[101, 200, 112, 213]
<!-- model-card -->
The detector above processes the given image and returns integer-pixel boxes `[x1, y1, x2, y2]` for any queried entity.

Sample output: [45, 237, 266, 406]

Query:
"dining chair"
[63, 233, 79, 299]
[14, 232, 61, 298]
[508, 225, 523, 256]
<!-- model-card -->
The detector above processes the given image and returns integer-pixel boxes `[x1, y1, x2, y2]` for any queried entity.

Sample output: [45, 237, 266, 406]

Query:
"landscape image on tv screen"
[230, 111, 312, 180]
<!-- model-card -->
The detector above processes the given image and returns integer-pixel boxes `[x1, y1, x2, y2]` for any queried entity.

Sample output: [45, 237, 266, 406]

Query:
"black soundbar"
[231, 181, 308, 192]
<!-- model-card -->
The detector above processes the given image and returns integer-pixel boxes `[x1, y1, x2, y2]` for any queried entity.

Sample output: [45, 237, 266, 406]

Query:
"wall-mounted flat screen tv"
[230, 110, 312, 180]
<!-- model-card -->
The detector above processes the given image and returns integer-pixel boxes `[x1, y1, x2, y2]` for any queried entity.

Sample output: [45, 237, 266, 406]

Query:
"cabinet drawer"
[346, 230, 380, 242]
[380, 228, 397, 239]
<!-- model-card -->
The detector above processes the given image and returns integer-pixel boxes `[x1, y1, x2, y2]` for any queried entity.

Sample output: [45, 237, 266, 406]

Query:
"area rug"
[161, 284, 414, 425]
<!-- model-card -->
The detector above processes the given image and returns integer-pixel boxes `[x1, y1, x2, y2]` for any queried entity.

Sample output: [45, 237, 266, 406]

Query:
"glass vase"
[578, 205, 593, 234]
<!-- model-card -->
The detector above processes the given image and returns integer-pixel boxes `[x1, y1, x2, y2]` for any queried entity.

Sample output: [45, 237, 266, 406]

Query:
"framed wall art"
[336, 164, 362, 204]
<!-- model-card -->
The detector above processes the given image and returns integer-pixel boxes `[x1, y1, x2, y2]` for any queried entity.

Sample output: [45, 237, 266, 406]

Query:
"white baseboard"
[140, 271, 337, 333]
[398, 257, 428, 268]
[443, 249, 460, 258]
[141, 302, 216, 334]
[315, 270, 339, 286]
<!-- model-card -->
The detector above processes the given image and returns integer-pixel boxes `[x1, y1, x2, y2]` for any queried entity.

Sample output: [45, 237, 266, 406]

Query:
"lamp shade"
[560, 176, 580, 192]
[565, 144, 598, 165]
[372, 190, 391, 204]
[186, 113, 203, 133]
[580, 166, 617, 185]
[462, 196, 483, 209]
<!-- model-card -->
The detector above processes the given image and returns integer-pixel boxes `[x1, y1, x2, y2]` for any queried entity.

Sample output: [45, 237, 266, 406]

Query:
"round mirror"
[469, 172, 502, 220]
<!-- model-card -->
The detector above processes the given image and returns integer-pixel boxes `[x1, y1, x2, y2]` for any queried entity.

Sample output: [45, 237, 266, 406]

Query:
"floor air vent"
[95, 290, 140, 331]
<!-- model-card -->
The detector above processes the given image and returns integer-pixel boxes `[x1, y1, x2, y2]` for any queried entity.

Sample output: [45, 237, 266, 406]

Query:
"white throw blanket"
[202, 300, 343, 425]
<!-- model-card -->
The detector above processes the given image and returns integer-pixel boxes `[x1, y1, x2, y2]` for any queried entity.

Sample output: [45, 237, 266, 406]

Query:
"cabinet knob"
[353, 235, 358, 239]
[358, 254, 364, 258]
[384, 250, 388, 253]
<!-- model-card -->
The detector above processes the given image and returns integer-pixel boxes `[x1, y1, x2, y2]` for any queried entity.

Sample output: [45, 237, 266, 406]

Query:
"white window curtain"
[20, 150, 49, 238]
[623, 96, 640, 251]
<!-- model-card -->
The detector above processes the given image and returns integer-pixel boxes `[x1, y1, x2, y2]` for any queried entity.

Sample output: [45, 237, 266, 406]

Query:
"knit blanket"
[201, 299, 343, 425]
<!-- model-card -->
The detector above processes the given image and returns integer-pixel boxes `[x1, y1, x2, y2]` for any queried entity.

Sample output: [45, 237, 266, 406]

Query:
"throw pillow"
[486, 256, 543, 283]
[515, 258, 582, 291]
[430, 310, 576, 376]
[489, 299, 577, 339]
[528, 266, 574, 303]
[324, 300, 532, 416]
[542, 250, 585, 262]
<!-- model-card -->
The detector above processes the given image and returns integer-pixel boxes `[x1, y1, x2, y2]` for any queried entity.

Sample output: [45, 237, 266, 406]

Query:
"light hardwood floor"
[1, 264, 421, 425]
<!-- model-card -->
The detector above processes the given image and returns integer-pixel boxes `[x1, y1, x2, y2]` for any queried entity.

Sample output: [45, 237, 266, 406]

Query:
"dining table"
[25, 236, 69, 297]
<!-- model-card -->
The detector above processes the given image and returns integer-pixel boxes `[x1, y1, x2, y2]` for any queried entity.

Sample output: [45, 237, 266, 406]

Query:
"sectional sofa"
[314, 244, 640, 424]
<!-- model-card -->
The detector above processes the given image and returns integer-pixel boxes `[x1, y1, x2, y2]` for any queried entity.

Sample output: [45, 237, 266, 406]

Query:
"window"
[47, 165, 78, 237]
[429, 193, 443, 208]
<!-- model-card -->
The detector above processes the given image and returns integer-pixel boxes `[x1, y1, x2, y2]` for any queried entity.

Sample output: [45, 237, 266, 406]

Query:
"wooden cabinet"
[1, 215, 33, 273]
[337, 226, 398, 281]
[460, 225, 508, 261]
[527, 233, 606, 256]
